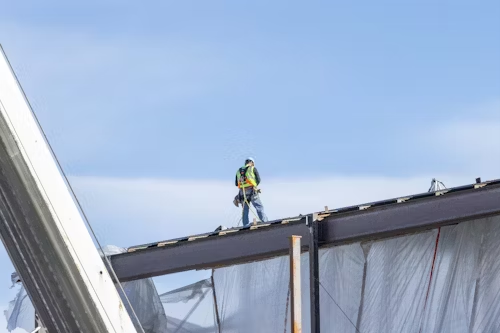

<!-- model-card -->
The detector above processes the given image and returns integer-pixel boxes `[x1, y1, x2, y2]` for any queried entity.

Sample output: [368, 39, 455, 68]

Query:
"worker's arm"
[254, 167, 261, 186]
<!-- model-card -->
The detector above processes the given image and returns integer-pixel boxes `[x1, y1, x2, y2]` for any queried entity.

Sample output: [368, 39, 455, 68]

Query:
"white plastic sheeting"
[421, 216, 500, 333]
[213, 255, 302, 332]
[5, 216, 500, 332]
[101, 245, 168, 333]
[4, 245, 168, 333]
[160, 278, 216, 332]
[4, 273, 34, 332]
[212, 215, 500, 332]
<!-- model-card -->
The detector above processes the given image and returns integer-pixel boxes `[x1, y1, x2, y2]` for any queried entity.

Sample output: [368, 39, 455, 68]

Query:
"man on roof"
[233, 157, 268, 226]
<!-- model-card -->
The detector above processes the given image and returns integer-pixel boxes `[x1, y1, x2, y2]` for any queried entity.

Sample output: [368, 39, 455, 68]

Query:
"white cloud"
[69, 174, 475, 247]
[423, 100, 500, 179]
[440, 120, 500, 162]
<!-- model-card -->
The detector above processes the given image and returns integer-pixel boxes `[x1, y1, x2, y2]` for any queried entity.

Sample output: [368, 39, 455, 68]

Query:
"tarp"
[100, 245, 168, 333]
[212, 215, 500, 332]
[4, 245, 168, 333]
[160, 279, 212, 304]
[160, 278, 216, 332]
[6, 215, 500, 332]
[3, 280, 34, 332]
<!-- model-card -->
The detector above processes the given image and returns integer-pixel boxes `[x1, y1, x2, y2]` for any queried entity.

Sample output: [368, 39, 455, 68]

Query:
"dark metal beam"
[113, 221, 310, 282]
[308, 214, 320, 333]
[321, 182, 500, 245]
[110, 182, 500, 282]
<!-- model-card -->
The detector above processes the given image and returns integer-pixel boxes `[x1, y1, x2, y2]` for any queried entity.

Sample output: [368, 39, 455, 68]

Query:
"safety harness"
[236, 166, 257, 189]
[236, 165, 260, 225]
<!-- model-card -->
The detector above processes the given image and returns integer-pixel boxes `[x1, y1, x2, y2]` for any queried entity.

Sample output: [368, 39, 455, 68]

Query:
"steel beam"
[320, 182, 500, 245]
[308, 215, 320, 333]
[111, 181, 500, 282]
[0, 45, 137, 333]
[114, 221, 310, 282]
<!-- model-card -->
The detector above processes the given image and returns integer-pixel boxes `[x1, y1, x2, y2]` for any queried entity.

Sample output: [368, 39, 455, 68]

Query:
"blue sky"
[1, 0, 499, 331]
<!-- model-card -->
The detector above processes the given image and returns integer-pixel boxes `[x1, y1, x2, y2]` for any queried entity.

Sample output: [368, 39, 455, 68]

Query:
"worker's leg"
[251, 193, 268, 222]
[239, 189, 251, 226]
[242, 201, 250, 226]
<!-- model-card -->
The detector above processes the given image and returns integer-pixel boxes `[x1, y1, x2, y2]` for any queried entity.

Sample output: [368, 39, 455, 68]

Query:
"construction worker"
[234, 157, 268, 226]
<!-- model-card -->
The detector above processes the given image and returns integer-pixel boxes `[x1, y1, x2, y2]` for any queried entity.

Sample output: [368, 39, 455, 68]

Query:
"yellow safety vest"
[236, 165, 257, 189]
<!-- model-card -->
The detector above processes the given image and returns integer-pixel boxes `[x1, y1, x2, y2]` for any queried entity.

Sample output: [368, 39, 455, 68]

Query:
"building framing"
[110, 179, 500, 282]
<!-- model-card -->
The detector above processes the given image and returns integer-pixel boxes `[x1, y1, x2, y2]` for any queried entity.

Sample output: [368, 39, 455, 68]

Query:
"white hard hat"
[246, 157, 255, 164]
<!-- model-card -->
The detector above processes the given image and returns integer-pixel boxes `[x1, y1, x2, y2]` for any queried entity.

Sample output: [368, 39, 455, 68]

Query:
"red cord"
[419, 227, 441, 333]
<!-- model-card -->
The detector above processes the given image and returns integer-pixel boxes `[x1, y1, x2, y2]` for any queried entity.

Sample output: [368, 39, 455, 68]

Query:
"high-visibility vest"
[236, 165, 257, 188]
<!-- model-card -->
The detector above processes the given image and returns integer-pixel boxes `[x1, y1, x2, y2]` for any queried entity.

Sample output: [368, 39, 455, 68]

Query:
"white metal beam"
[0, 45, 138, 333]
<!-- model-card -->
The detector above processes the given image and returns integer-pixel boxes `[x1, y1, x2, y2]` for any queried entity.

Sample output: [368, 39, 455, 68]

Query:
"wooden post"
[289, 235, 302, 333]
